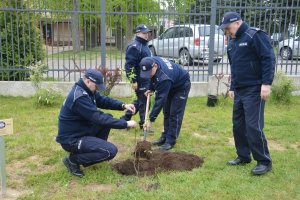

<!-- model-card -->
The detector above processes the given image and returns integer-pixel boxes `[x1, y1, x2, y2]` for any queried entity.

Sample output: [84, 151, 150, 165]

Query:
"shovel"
[143, 93, 151, 141]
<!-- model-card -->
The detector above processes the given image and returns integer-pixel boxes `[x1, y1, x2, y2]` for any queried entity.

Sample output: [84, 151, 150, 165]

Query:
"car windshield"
[198, 26, 223, 36]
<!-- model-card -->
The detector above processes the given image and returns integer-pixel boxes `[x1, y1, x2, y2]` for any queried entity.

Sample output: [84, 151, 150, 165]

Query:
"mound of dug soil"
[114, 141, 204, 176]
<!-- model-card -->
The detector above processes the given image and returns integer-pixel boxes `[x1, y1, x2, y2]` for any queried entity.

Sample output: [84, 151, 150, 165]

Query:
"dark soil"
[114, 141, 204, 176]
[134, 140, 152, 159]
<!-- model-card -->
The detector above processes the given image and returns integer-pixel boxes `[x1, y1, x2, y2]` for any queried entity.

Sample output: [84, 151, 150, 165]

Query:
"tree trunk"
[115, 21, 123, 50]
[125, 15, 134, 48]
[72, 0, 81, 53]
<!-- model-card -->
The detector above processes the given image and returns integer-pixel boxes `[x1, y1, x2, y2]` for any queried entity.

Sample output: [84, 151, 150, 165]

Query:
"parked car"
[148, 24, 226, 66]
[278, 36, 300, 60]
[270, 32, 284, 46]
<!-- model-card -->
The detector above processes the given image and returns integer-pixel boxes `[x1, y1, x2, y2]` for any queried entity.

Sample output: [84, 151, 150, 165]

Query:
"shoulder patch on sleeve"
[156, 69, 171, 82]
[127, 41, 142, 53]
[245, 27, 261, 38]
[73, 86, 89, 102]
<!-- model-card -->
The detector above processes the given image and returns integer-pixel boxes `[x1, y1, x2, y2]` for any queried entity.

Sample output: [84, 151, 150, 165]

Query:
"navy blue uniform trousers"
[161, 80, 191, 145]
[61, 125, 117, 167]
[233, 85, 272, 165]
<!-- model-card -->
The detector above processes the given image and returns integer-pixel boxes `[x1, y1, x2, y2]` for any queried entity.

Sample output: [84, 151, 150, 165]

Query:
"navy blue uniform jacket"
[125, 36, 151, 85]
[227, 22, 276, 90]
[149, 57, 190, 122]
[56, 79, 127, 145]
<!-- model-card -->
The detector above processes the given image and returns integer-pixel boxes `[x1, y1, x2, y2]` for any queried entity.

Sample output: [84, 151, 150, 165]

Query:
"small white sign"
[0, 118, 13, 136]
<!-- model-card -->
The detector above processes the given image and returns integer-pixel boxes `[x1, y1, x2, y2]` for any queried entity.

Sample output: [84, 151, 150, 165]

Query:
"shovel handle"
[144, 93, 151, 122]
[143, 94, 151, 141]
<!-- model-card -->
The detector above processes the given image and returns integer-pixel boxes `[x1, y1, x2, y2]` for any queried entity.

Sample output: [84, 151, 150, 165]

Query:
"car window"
[198, 26, 223, 36]
[162, 27, 176, 39]
[199, 26, 210, 36]
[179, 27, 193, 37]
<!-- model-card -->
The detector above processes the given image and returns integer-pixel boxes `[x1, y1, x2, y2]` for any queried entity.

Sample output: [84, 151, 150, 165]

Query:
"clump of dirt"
[114, 141, 204, 176]
[134, 140, 152, 159]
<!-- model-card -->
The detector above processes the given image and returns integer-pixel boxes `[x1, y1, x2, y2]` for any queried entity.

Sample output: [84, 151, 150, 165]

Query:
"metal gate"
[0, 0, 299, 82]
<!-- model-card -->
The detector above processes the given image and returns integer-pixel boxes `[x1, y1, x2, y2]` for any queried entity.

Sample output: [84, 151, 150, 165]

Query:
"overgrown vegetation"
[0, 0, 45, 81]
[29, 61, 63, 107]
[34, 88, 64, 107]
[271, 73, 296, 104]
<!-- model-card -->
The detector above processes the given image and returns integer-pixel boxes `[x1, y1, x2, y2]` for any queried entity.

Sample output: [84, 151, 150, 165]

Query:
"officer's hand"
[143, 121, 152, 132]
[261, 84, 271, 100]
[144, 90, 154, 97]
[127, 120, 137, 128]
[131, 83, 138, 90]
[124, 104, 136, 114]
[228, 91, 234, 99]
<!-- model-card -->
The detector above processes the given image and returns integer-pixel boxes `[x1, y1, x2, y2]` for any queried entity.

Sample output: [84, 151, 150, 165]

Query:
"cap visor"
[218, 23, 230, 30]
[140, 70, 152, 79]
[96, 83, 106, 91]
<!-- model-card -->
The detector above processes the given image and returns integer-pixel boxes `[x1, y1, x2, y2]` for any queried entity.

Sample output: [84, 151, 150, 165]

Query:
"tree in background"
[38, 0, 160, 51]
[107, 0, 160, 50]
[0, 0, 45, 81]
[185, 0, 299, 37]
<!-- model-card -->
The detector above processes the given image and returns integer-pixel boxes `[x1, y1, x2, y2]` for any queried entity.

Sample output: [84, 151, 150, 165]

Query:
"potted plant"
[207, 73, 224, 107]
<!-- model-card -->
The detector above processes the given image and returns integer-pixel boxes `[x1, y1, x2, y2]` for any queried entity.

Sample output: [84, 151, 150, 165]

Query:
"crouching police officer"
[56, 69, 137, 177]
[121, 24, 153, 130]
[141, 57, 191, 150]
[219, 12, 275, 175]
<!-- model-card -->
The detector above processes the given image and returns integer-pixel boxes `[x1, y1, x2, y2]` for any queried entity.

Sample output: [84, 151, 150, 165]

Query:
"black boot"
[63, 157, 84, 177]
[251, 163, 272, 175]
[227, 157, 251, 165]
[152, 137, 166, 146]
[159, 143, 173, 150]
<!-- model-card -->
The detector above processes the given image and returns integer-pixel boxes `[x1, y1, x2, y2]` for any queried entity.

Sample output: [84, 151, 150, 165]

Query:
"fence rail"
[0, 0, 300, 82]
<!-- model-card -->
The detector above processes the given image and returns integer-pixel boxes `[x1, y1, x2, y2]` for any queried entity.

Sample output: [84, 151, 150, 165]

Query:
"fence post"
[208, 0, 217, 76]
[0, 137, 6, 197]
[100, 0, 106, 68]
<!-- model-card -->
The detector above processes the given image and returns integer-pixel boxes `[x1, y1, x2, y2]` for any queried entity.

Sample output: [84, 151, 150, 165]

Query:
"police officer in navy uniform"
[56, 69, 137, 177]
[141, 56, 191, 150]
[219, 12, 275, 175]
[121, 24, 153, 130]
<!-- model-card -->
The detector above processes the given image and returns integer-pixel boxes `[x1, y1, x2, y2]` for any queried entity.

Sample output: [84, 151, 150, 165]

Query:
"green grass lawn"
[0, 96, 300, 200]
[50, 46, 125, 60]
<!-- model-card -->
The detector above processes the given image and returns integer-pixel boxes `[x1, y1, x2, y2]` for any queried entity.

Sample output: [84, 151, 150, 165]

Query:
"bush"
[34, 88, 64, 107]
[96, 67, 122, 96]
[30, 62, 48, 89]
[271, 73, 295, 104]
[0, 0, 45, 81]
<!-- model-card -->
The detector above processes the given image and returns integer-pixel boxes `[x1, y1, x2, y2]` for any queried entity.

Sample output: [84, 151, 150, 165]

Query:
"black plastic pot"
[207, 95, 218, 107]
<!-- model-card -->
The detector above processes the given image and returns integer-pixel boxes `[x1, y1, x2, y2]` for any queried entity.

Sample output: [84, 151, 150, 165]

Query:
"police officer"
[56, 69, 137, 177]
[121, 24, 153, 130]
[219, 12, 275, 175]
[141, 56, 191, 150]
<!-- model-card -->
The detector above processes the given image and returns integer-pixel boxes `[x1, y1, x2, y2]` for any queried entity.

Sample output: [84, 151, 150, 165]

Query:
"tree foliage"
[0, 0, 45, 81]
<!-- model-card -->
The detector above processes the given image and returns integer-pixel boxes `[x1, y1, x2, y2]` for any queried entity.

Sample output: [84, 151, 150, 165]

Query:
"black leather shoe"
[251, 163, 272, 175]
[159, 143, 173, 150]
[227, 157, 251, 165]
[63, 157, 84, 177]
[152, 137, 166, 146]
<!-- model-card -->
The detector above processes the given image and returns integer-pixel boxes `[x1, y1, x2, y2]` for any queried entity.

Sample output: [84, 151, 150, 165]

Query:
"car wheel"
[179, 49, 192, 66]
[149, 46, 157, 56]
[280, 47, 292, 60]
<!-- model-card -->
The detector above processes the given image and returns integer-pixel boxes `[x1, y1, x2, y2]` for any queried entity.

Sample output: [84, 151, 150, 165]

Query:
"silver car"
[278, 36, 300, 60]
[148, 24, 226, 66]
